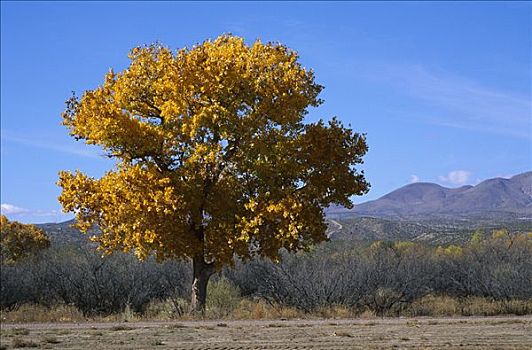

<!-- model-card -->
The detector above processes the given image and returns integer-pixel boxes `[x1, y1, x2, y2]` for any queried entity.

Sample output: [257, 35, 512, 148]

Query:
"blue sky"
[1, 1, 530, 223]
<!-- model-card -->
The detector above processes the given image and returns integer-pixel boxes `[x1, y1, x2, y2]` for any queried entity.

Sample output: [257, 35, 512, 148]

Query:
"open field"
[1, 317, 531, 349]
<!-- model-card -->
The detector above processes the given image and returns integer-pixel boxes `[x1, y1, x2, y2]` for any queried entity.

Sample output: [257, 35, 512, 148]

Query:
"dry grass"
[1, 304, 85, 323]
[315, 305, 354, 319]
[231, 299, 303, 320]
[357, 309, 377, 319]
[143, 298, 189, 320]
[407, 295, 532, 317]
[1, 296, 530, 324]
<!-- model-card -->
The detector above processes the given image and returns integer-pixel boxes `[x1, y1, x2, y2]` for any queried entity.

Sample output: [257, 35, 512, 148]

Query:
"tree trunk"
[191, 254, 215, 314]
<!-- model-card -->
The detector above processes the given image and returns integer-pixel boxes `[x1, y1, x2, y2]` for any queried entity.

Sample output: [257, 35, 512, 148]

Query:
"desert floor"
[1, 316, 531, 349]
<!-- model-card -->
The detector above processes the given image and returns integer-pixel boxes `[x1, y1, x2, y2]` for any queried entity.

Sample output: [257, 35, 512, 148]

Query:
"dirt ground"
[1, 317, 531, 349]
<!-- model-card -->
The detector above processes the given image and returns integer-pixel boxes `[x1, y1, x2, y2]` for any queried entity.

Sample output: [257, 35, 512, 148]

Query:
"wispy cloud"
[409, 175, 420, 183]
[1, 203, 29, 215]
[1, 203, 71, 223]
[360, 63, 531, 139]
[438, 170, 471, 186]
[1, 131, 101, 159]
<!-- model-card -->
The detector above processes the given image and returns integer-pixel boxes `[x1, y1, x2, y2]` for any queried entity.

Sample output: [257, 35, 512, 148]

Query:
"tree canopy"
[57, 35, 369, 310]
[0, 215, 50, 264]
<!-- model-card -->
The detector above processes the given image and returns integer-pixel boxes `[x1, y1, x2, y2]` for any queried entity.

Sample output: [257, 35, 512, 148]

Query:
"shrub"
[206, 277, 241, 318]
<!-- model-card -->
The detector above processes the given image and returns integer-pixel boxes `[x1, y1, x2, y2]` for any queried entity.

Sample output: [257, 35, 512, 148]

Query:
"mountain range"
[328, 171, 532, 220]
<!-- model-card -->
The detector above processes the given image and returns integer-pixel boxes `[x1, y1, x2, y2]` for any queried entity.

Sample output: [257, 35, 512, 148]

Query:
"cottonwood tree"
[0, 215, 50, 264]
[58, 35, 369, 312]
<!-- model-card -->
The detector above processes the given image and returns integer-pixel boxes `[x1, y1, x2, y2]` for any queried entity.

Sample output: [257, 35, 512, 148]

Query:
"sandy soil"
[1, 316, 531, 349]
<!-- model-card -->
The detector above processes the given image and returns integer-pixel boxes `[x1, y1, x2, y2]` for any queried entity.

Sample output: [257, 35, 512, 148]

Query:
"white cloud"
[0, 204, 71, 223]
[409, 175, 420, 183]
[438, 170, 471, 186]
[1, 203, 29, 215]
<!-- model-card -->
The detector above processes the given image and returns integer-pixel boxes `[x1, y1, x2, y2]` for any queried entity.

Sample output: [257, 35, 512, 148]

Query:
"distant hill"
[323, 171, 532, 244]
[340, 171, 532, 220]
[326, 215, 531, 245]
[37, 220, 93, 245]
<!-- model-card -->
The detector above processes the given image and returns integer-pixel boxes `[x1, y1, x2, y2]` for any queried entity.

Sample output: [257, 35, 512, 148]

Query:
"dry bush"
[1, 244, 191, 315]
[2, 234, 530, 319]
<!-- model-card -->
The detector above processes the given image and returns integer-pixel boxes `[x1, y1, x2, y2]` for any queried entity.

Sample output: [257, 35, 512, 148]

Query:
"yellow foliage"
[491, 228, 509, 239]
[0, 215, 50, 264]
[393, 241, 415, 251]
[435, 244, 463, 257]
[470, 229, 484, 244]
[58, 34, 369, 267]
